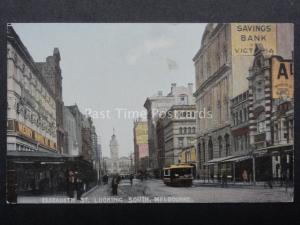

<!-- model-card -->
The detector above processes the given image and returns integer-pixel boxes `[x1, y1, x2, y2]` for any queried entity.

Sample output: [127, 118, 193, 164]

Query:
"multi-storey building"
[63, 106, 79, 156]
[66, 104, 84, 156]
[248, 44, 294, 182]
[163, 105, 197, 167]
[133, 118, 149, 173]
[7, 25, 64, 194]
[110, 131, 119, 173]
[193, 23, 294, 181]
[144, 83, 194, 176]
[119, 156, 131, 175]
[81, 116, 93, 162]
[36, 48, 65, 154]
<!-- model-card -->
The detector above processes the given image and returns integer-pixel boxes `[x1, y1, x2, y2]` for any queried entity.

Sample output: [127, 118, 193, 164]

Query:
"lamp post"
[250, 145, 256, 185]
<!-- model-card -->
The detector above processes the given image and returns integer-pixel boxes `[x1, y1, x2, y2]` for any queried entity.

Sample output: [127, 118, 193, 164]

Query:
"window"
[192, 127, 195, 134]
[178, 138, 184, 148]
[187, 137, 194, 145]
[184, 127, 187, 134]
[188, 127, 191, 134]
[257, 112, 266, 133]
[179, 127, 182, 134]
[239, 110, 243, 123]
[243, 108, 247, 122]
[179, 94, 188, 105]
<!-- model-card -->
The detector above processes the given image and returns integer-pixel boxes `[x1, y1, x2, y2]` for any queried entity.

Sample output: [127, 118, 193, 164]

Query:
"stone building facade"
[133, 119, 149, 173]
[193, 23, 294, 181]
[193, 24, 232, 179]
[66, 104, 84, 156]
[163, 105, 197, 167]
[144, 83, 194, 175]
[110, 131, 119, 174]
[63, 106, 79, 156]
[119, 156, 131, 175]
[248, 44, 294, 181]
[36, 49, 65, 154]
[7, 25, 64, 194]
[81, 116, 93, 162]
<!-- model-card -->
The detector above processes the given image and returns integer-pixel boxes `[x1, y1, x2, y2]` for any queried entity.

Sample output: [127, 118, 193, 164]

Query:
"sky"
[12, 23, 206, 157]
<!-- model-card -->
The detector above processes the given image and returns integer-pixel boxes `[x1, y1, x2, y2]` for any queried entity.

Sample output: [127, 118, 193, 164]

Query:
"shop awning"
[256, 144, 293, 152]
[223, 155, 251, 163]
[7, 150, 66, 163]
[204, 155, 236, 165]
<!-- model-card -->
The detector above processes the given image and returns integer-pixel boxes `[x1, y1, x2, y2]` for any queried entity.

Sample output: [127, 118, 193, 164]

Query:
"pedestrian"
[265, 170, 273, 189]
[116, 174, 121, 184]
[242, 170, 248, 184]
[68, 170, 75, 198]
[111, 175, 118, 195]
[76, 177, 83, 200]
[222, 172, 227, 188]
[129, 174, 133, 186]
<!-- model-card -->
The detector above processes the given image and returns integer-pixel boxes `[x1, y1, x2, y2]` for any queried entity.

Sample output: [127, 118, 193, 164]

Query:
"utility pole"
[251, 146, 256, 185]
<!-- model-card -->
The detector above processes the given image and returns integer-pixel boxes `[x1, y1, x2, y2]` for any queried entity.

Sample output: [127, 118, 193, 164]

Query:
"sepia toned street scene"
[6, 23, 294, 203]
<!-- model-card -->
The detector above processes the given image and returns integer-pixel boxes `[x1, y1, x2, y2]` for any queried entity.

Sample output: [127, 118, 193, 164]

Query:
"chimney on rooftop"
[171, 83, 176, 95]
[188, 83, 193, 93]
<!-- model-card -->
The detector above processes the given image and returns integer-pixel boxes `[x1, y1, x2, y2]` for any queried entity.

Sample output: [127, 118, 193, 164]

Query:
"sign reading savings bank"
[230, 23, 278, 97]
[231, 23, 277, 56]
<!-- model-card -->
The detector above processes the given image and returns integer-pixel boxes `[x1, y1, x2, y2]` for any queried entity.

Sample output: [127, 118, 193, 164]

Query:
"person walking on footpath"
[68, 170, 75, 198]
[264, 170, 273, 189]
[242, 170, 248, 184]
[129, 174, 134, 186]
[76, 176, 84, 200]
[111, 175, 119, 195]
[222, 172, 227, 188]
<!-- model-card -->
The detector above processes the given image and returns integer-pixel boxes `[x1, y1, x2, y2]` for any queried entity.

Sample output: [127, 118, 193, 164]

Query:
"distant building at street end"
[110, 130, 119, 174]
[119, 156, 131, 175]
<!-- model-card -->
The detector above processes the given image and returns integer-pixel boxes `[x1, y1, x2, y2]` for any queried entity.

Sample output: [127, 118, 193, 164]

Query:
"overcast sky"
[12, 23, 206, 157]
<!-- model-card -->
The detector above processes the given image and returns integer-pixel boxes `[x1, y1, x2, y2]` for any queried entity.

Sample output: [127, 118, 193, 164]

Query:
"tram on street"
[162, 164, 194, 187]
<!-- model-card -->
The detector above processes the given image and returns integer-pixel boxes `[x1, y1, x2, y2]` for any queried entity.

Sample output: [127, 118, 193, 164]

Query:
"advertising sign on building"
[271, 56, 294, 99]
[231, 23, 278, 97]
[135, 122, 148, 144]
[231, 23, 277, 56]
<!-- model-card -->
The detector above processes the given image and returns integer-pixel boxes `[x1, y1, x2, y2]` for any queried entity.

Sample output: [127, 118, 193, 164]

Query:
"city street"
[17, 178, 293, 203]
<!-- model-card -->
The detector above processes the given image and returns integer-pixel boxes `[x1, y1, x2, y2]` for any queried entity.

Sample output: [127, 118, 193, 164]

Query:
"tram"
[162, 164, 193, 187]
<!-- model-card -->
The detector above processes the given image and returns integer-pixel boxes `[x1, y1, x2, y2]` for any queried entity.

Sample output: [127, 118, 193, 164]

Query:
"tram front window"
[171, 168, 192, 177]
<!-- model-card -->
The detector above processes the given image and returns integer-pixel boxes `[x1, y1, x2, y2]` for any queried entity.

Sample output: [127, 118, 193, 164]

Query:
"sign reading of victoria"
[271, 56, 294, 99]
[231, 23, 277, 56]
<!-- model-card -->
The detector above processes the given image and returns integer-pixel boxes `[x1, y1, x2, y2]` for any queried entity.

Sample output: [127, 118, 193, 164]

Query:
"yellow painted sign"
[231, 23, 277, 56]
[135, 122, 148, 144]
[16, 121, 33, 139]
[271, 56, 294, 99]
[179, 147, 196, 163]
[14, 120, 57, 151]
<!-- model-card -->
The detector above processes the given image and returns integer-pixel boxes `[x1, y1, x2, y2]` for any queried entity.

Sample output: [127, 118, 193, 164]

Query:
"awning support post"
[252, 155, 256, 186]
[233, 162, 236, 184]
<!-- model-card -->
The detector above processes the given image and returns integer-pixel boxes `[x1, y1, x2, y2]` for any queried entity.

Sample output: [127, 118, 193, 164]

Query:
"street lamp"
[250, 145, 256, 185]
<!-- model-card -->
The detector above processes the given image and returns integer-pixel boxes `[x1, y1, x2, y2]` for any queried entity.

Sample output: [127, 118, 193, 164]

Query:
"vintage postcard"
[6, 23, 294, 203]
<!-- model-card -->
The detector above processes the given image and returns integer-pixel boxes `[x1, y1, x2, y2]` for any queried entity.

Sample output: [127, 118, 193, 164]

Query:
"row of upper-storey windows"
[195, 25, 228, 88]
[179, 127, 196, 135]
[233, 108, 248, 126]
[8, 45, 56, 111]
